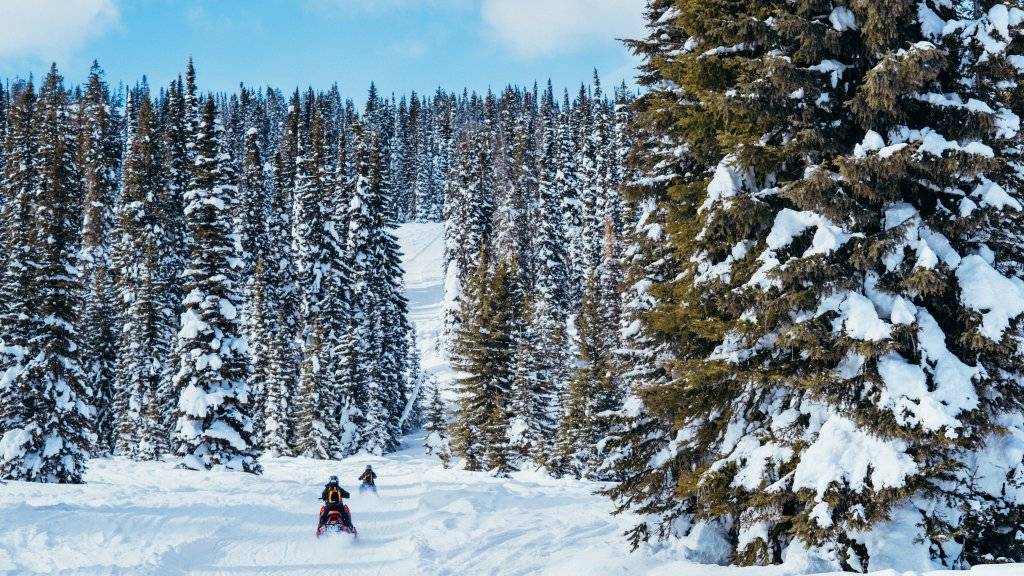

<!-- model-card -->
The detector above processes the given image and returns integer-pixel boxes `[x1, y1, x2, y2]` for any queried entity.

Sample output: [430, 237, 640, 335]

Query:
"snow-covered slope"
[396, 222, 452, 386]
[0, 223, 1019, 576]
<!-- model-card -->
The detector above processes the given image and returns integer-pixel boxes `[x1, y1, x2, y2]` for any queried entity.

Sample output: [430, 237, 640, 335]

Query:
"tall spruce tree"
[423, 378, 451, 467]
[0, 65, 94, 483]
[262, 307, 295, 457]
[0, 82, 36, 462]
[114, 93, 171, 460]
[158, 77, 191, 432]
[172, 96, 260, 473]
[554, 271, 620, 479]
[609, 0, 1024, 570]
[294, 322, 339, 458]
[78, 61, 120, 454]
[450, 249, 521, 474]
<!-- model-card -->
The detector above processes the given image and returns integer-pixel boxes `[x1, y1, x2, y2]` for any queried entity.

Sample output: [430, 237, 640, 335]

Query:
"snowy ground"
[0, 223, 1021, 576]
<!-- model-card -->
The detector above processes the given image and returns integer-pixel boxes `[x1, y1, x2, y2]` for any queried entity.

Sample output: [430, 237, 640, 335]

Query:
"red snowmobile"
[316, 504, 357, 538]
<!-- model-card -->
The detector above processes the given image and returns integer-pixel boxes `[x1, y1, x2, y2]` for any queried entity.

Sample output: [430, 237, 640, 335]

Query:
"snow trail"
[396, 222, 452, 385]
[0, 223, 1017, 576]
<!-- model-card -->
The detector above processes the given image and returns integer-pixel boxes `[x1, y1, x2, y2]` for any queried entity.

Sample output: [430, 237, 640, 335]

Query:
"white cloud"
[481, 0, 645, 58]
[0, 0, 120, 62]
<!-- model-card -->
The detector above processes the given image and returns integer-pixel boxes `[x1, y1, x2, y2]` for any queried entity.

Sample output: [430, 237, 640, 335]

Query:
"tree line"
[430, 73, 634, 479]
[0, 60, 428, 481]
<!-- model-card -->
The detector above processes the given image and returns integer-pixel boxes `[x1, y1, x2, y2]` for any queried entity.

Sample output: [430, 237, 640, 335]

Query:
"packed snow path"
[1, 441, 1018, 576]
[396, 223, 452, 384]
[0, 223, 1019, 576]
[0, 435, 642, 576]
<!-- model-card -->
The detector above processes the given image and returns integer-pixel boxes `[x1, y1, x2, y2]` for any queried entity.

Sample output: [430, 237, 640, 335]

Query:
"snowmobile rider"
[359, 465, 377, 488]
[319, 475, 352, 527]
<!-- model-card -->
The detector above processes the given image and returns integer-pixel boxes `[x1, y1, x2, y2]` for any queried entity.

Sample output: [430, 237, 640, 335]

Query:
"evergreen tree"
[0, 82, 36, 455]
[239, 124, 268, 279]
[183, 57, 200, 160]
[441, 128, 493, 347]
[336, 119, 375, 455]
[172, 97, 260, 473]
[602, 0, 716, 551]
[114, 93, 170, 460]
[610, 1, 1024, 569]
[0, 65, 94, 483]
[450, 250, 520, 475]
[267, 91, 301, 404]
[126, 244, 172, 462]
[507, 294, 563, 468]
[246, 257, 272, 448]
[158, 77, 191, 432]
[554, 272, 619, 479]
[400, 326, 425, 434]
[294, 322, 338, 458]
[350, 128, 404, 455]
[512, 83, 572, 468]
[423, 379, 451, 467]
[78, 61, 120, 454]
[261, 308, 294, 457]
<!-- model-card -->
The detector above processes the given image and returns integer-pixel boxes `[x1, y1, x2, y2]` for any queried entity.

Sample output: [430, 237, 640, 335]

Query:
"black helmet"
[365, 465, 372, 469]
[329, 475, 338, 482]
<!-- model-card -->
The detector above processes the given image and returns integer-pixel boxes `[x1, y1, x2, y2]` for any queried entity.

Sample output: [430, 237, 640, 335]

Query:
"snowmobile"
[316, 504, 357, 538]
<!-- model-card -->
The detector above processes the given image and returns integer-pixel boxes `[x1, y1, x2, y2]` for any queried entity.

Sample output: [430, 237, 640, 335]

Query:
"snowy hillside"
[0, 223, 1019, 576]
[395, 222, 452, 387]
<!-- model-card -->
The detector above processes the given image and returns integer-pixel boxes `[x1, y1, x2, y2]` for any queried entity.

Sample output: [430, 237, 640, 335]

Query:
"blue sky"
[0, 0, 644, 99]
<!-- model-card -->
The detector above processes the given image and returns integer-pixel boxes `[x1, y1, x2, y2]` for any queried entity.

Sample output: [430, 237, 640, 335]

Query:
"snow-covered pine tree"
[334, 118, 373, 455]
[78, 61, 120, 454]
[267, 90, 301, 399]
[0, 82, 36, 478]
[326, 116, 357, 451]
[399, 93, 417, 220]
[423, 378, 451, 467]
[448, 247, 488, 471]
[441, 128, 494, 348]
[0, 82, 8, 155]
[238, 125, 271, 442]
[114, 93, 171, 460]
[611, 0, 1024, 570]
[450, 248, 521, 474]
[292, 102, 322, 331]
[508, 85, 569, 468]
[351, 128, 404, 455]
[294, 321, 339, 459]
[0, 65, 94, 483]
[516, 89, 542, 281]
[373, 191, 411, 447]
[158, 77, 192, 430]
[506, 297, 547, 464]
[400, 326, 424, 434]
[292, 104, 354, 458]
[130, 240, 172, 463]
[554, 270, 620, 479]
[246, 256, 272, 448]
[426, 89, 453, 223]
[262, 306, 294, 457]
[172, 96, 260, 473]
[239, 125, 269, 281]
[601, 0, 716, 551]
[182, 58, 200, 161]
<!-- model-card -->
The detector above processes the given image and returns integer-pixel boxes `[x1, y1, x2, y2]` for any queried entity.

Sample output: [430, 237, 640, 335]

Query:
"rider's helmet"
[329, 475, 338, 483]
[366, 465, 372, 470]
